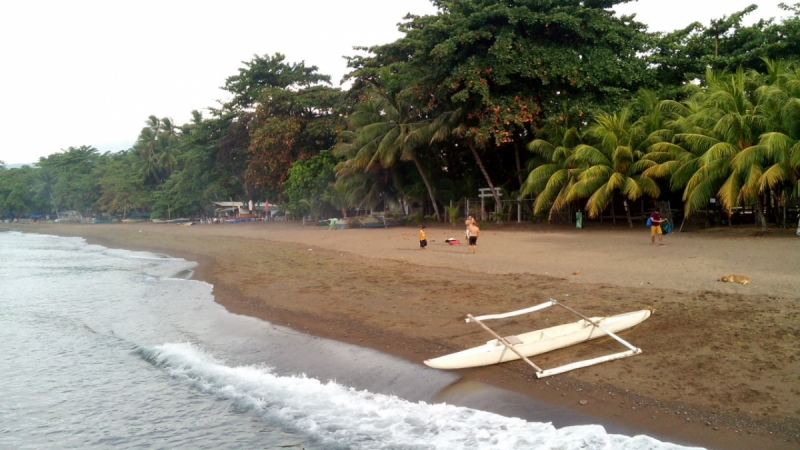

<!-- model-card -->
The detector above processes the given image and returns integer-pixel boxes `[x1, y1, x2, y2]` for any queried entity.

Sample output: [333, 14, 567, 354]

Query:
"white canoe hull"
[424, 309, 651, 370]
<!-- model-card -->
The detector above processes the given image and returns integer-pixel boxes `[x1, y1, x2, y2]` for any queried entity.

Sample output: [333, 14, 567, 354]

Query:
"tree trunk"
[756, 195, 767, 231]
[469, 143, 502, 218]
[514, 141, 524, 187]
[514, 142, 523, 223]
[411, 154, 441, 222]
[782, 193, 787, 228]
[626, 205, 633, 228]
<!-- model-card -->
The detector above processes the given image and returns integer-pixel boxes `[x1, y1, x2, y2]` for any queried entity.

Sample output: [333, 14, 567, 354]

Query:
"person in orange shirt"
[419, 225, 427, 250]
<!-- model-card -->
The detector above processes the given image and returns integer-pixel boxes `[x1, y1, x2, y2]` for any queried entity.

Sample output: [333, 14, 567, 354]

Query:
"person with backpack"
[649, 208, 667, 246]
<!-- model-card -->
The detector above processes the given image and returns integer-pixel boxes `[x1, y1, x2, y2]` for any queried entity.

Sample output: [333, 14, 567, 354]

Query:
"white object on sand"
[424, 299, 650, 378]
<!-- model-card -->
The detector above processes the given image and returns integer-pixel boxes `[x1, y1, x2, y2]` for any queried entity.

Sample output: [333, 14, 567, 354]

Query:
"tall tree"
[0, 165, 37, 218]
[132, 115, 183, 185]
[222, 53, 345, 200]
[246, 84, 346, 199]
[223, 53, 331, 110]
[339, 82, 442, 221]
[676, 69, 768, 225]
[645, 4, 794, 88]
[94, 150, 151, 217]
[733, 59, 800, 225]
[283, 150, 339, 217]
[35, 146, 103, 216]
[348, 0, 652, 210]
[564, 108, 661, 227]
[521, 123, 583, 219]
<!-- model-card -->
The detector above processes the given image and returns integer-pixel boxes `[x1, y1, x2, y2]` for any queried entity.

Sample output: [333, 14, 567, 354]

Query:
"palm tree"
[430, 107, 503, 215]
[341, 81, 441, 221]
[564, 108, 661, 227]
[299, 197, 323, 222]
[733, 60, 800, 225]
[521, 123, 583, 221]
[132, 116, 183, 185]
[31, 167, 59, 216]
[134, 127, 162, 184]
[324, 179, 360, 219]
[156, 117, 181, 175]
[674, 69, 769, 227]
[642, 97, 705, 194]
[334, 130, 409, 215]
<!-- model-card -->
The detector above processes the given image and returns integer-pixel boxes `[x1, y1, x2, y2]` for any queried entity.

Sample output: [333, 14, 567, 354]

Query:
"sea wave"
[137, 343, 703, 450]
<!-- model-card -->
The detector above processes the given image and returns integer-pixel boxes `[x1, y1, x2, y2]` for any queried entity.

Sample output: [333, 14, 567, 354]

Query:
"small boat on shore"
[356, 216, 406, 228]
[424, 299, 651, 377]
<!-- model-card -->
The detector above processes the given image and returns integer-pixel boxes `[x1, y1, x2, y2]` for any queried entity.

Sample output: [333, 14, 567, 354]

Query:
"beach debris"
[572, 270, 580, 275]
[579, 400, 588, 405]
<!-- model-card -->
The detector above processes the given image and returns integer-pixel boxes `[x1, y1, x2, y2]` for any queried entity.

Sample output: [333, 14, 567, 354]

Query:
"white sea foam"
[142, 343, 704, 450]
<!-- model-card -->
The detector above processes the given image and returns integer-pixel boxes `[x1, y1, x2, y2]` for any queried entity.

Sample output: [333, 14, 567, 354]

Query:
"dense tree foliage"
[2, 2, 799, 228]
[347, 0, 653, 209]
[246, 85, 347, 199]
[283, 150, 339, 217]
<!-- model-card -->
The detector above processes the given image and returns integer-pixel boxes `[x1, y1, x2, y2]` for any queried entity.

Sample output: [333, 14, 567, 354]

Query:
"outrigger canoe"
[424, 299, 651, 378]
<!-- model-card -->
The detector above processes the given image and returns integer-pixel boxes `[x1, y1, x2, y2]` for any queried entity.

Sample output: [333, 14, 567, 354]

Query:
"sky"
[0, 0, 792, 165]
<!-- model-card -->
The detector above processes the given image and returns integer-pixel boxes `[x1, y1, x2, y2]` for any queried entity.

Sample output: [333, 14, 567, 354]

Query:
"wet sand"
[10, 220, 800, 449]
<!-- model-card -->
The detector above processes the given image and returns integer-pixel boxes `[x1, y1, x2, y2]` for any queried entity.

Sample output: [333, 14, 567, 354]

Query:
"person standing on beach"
[465, 215, 476, 240]
[649, 208, 666, 246]
[467, 222, 480, 254]
[419, 225, 427, 250]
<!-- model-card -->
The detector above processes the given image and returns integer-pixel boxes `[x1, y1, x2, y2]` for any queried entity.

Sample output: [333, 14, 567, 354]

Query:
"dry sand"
[10, 220, 800, 449]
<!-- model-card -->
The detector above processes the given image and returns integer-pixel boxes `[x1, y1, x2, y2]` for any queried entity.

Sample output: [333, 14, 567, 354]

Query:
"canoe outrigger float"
[424, 299, 651, 378]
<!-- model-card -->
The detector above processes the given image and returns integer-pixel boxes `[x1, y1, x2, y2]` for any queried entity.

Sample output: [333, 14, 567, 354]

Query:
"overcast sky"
[0, 1, 791, 165]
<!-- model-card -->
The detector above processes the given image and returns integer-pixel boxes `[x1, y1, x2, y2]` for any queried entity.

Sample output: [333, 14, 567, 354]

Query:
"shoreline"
[7, 221, 799, 449]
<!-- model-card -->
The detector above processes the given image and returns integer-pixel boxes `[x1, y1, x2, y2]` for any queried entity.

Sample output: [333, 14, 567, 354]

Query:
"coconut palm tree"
[642, 97, 705, 194]
[521, 124, 583, 220]
[341, 82, 441, 221]
[134, 127, 162, 184]
[334, 130, 411, 215]
[674, 68, 769, 227]
[564, 108, 661, 227]
[132, 116, 183, 185]
[31, 167, 59, 217]
[324, 179, 361, 219]
[733, 60, 800, 225]
[299, 197, 323, 222]
[156, 117, 181, 175]
[429, 107, 503, 215]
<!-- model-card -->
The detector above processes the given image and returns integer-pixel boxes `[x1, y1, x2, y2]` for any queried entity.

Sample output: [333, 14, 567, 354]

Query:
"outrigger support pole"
[466, 314, 544, 373]
[463, 299, 646, 379]
[550, 299, 640, 353]
[467, 299, 556, 322]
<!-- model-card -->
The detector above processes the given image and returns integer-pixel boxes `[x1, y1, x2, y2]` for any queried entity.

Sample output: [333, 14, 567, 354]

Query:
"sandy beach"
[9, 220, 800, 449]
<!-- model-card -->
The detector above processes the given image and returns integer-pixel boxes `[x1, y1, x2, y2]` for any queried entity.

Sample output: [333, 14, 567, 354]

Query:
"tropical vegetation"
[2, 2, 799, 230]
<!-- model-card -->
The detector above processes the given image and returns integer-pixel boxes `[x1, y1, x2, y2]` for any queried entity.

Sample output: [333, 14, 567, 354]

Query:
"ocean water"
[0, 230, 704, 450]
